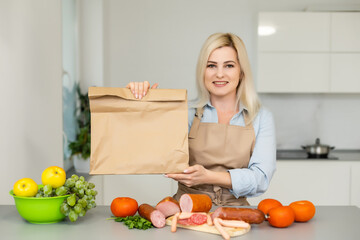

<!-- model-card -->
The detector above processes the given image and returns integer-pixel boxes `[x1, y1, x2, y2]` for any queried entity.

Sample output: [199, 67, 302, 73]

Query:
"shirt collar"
[205, 101, 247, 113]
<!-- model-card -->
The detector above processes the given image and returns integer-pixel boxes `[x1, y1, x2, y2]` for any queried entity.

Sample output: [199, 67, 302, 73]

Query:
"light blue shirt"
[188, 102, 276, 198]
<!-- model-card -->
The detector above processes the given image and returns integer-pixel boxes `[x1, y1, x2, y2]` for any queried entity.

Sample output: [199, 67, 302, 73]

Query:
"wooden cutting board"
[165, 215, 251, 237]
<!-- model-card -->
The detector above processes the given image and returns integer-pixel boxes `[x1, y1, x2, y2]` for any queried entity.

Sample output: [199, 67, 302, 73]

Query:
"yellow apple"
[13, 178, 38, 197]
[41, 166, 66, 188]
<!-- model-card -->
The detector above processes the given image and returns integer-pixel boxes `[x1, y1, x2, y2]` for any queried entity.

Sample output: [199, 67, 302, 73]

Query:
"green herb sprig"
[108, 215, 153, 230]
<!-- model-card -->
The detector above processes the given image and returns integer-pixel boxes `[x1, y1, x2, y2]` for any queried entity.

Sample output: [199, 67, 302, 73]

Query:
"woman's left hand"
[165, 164, 209, 187]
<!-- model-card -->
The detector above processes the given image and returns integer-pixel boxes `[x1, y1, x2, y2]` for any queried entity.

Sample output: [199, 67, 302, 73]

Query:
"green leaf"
[110, 215, 154, 230]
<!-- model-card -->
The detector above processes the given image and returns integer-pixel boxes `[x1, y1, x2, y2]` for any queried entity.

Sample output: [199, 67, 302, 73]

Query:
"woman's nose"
[216, 67, 224, 79]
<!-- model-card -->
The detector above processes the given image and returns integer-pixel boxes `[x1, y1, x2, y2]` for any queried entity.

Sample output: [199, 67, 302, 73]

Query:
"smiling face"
[204, 46, 241, 100]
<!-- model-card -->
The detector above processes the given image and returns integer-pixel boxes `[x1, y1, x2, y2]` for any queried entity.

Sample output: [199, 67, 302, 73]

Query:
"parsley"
[108, 216, 154, 230]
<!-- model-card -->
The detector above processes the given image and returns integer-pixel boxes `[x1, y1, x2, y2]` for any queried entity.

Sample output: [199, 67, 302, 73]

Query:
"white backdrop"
[0, 0, 63, 204]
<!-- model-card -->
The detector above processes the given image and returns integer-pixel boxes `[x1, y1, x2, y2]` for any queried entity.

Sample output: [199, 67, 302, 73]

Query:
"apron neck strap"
[195, 107, 204, 119]
[189, 107, 204, 139]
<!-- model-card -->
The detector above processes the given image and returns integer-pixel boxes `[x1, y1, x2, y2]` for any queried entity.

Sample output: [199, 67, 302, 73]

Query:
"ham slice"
[156, 196, 181, 218]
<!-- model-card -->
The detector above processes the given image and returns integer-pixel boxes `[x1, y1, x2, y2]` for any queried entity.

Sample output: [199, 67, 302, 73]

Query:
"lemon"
[13, 178, 38, 197]
[41, 166, 66, 188]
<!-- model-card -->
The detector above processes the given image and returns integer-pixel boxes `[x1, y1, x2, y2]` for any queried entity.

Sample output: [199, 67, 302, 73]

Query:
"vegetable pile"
[108, 216, 153, 230]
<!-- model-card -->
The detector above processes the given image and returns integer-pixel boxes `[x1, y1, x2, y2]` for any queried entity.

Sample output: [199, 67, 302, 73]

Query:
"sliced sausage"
[189, 213, 207, 225]
[207, 214, 213, 226]
[179, 212, 206, 219]
[171, 212, 180, 232]
[214, 218, 230, 240]
[156, 196, 180, 218]
[138, 204, 165, 228]
[217, 218, 250, 228]
[179, 194, 212, 213]
[211, 207, 265, 224]
[177, 213, 207, 225]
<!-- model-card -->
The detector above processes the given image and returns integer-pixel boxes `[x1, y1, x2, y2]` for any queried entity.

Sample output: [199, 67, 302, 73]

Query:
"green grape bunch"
[35, 174, 97, 223]
[60, 174, 98, 222]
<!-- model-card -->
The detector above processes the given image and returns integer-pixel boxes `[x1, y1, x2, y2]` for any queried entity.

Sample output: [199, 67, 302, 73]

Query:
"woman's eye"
[207, 64, 216, 68]
[225, 64, 234, 68]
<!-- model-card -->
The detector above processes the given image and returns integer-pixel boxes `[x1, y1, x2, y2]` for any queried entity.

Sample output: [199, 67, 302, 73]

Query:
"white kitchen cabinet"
[258, 12, 360, 93]
[257, 53, 330, 93]
[250, 161, 351, 206]
[88, 175, 104, 205]
[350, 163, 360, 208]
[102, 175, 176, 206]
[331, 13, 360, 52]
[330, 54, 360, 92]
[258, 12, 330, 52]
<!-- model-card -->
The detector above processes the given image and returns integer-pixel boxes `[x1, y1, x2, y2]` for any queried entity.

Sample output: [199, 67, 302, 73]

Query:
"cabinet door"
[249, 161, 351, 206]
[258, 12, 330, 52]
[331, 13, 360, 52]
[103, 175, 175, 205]
[351, 163, 360, 208]
[330, 54, 360, 92]
[257, 53, 330, 92]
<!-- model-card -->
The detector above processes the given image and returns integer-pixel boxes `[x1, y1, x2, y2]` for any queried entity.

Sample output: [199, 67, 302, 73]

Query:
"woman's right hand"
[126, 81, 159, 99]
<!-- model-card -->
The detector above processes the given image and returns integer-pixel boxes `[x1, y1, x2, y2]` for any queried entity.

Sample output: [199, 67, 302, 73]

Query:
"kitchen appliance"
[277, 150, 338, 160]
[301, 138, 335, 158]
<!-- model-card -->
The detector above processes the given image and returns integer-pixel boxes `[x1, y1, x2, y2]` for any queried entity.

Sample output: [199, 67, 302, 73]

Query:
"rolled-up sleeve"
[228, 108, 276, 198]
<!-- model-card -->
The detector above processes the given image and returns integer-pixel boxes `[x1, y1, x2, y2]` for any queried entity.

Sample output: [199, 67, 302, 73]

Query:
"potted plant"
[68, 85, 91, 173]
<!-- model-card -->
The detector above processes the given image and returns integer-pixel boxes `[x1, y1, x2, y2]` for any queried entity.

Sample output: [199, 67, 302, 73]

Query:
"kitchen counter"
[1, 205, 360, 240]
[277, 149, 360, 161]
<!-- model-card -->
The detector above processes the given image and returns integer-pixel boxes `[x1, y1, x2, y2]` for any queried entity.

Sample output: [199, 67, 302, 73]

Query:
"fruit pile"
[257, 198, 316, 228]
[12, 166, 97, 222]
[59, 174, 97, 222]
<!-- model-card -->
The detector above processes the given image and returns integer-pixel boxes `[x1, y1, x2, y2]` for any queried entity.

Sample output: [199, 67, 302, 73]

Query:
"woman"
[126, 33, 276, 206]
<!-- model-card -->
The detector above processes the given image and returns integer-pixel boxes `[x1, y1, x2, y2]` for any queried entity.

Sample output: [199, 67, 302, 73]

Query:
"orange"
[41, 166, 66, 188]
[268, 206, 295, 228]
[110, 197, 138, 218]
[13, 178, 38, 197]
[257, 198, 283, 217]
[289, 200, 316, 222]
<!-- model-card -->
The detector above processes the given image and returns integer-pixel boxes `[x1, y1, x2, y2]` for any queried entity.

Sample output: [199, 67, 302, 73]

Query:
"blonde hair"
[194, 33, 261, 124]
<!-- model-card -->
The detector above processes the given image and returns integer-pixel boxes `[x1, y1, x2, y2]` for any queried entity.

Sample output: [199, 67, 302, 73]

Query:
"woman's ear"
[239, 70, 245, 82]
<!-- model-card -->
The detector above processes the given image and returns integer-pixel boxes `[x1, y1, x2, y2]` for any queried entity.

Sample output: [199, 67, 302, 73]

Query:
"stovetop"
[277, 150, 339, 160]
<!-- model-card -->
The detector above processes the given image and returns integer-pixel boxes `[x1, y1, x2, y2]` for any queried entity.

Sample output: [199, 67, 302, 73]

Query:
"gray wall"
[0, 0, 63, 204]
[83, 0, 360, 149]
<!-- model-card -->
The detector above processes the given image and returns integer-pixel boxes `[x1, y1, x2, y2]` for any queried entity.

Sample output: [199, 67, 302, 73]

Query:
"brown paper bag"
[88, 87, 189, 174]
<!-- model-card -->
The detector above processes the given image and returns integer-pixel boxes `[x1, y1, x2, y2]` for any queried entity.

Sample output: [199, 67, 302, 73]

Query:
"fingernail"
[143, 91, 146, 96]
[135, 94, 138, 98]
[163, 174, 168, 178]
[139, 94, 142, 99]
[183, 169, 188, 173]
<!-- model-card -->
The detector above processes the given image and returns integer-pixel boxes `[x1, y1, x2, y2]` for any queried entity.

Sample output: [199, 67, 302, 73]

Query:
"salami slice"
[190, 213, 207, 225]
[177, 218, 193, 225]
[177, 213, 207, 226]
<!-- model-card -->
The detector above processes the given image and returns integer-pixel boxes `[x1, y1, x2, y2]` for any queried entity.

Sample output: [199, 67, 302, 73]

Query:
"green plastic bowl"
[9, 185, 70, 224]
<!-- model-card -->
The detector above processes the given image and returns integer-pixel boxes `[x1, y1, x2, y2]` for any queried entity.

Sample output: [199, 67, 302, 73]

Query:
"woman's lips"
[213, 81, 228, 87]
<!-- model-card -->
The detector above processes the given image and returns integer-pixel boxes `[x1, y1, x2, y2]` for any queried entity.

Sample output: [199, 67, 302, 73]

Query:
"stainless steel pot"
[301, 138, 335, 158]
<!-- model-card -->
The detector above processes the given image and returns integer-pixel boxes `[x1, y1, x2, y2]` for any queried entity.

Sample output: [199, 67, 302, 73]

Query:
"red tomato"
[110, 197, 138, 217]
[289, 200, 316, 222]
[268, 206, 295, 228]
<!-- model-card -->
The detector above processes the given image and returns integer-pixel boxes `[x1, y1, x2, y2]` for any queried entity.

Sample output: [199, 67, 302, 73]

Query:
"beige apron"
[174, 107, 256, 206]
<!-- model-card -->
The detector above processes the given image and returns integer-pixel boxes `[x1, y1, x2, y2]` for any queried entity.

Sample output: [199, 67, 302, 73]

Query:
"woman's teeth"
[213, 81, 228, 85]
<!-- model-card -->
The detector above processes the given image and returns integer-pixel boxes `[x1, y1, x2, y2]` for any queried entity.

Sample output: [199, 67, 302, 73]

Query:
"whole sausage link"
[212, 207, 265, 224]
